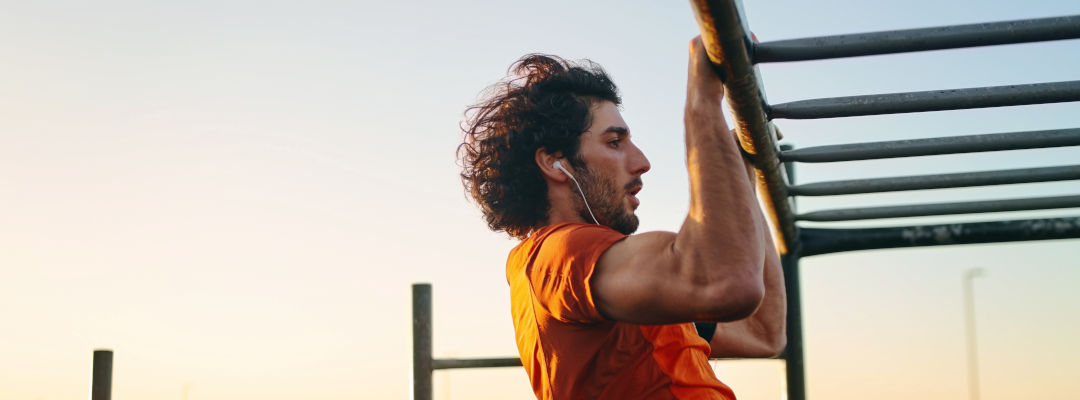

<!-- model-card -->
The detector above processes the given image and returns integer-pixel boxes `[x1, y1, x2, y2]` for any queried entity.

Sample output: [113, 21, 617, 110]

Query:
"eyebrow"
[604, 126, 629, 137]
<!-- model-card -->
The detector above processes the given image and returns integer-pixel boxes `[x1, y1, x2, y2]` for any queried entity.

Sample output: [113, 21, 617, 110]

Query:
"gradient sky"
[2, 1, 1078, 399]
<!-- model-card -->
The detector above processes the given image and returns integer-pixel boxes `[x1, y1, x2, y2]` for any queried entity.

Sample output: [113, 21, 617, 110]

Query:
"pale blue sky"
[1, 1, 1078, 399]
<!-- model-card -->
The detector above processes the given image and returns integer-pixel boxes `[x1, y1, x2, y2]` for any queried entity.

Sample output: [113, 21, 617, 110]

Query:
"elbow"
[756, 314, 788, 358]
[772, 335, 788, 358]
[762, 331, 787, 358]
[742, 321, 788, 359]
[741, 334, 786, 359]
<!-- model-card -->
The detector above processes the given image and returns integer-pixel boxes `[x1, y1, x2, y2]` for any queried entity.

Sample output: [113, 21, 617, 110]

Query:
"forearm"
[708, 230, 787, 358]
[592, 40, 772, 324]
[749, 231, 787, 351]
[672, 39, 768, 319]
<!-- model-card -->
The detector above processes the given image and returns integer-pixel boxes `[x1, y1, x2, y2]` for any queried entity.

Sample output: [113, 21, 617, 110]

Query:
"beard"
[570, 163, 641, 235]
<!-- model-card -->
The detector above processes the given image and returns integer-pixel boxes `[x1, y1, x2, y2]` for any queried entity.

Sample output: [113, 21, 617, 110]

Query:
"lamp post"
[963, 268, 985, 400]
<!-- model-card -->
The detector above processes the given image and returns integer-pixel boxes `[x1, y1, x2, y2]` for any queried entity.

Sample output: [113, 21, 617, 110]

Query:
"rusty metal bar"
[769, 80, 1080, 120]
[433, 357, 522, 370]
[412, 284, 433, 400]
[789, 164, 1080, 196]
[798, 195, 1080, 221]
[690, 0, 798, 254]
[780, 128, 1080, 163]
[800, 216, 1080, 256]
[91, 349, 113, 400]
[754, 15, 1080, 63]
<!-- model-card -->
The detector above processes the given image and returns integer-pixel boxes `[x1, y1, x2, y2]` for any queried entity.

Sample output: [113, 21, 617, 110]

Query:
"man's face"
[570, 101, 651, 235]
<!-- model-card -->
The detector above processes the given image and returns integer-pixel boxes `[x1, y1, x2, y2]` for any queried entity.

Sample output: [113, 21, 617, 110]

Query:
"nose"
[630, 144, 651, 176]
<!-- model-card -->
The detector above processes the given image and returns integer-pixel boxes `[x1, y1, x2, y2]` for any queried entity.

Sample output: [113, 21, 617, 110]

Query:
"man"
[458, 38, 786, 399]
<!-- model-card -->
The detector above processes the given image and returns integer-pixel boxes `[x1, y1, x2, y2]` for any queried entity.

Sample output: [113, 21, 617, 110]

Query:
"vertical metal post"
[778, 142, 805, 400]
[963, 269, 984, 400]
[782, 253, 806, 400]
[91, 349, 113, 400]
[412, 283, 433, 400]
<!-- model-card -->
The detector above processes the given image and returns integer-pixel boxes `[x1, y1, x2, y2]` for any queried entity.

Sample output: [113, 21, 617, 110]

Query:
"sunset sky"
[2, 1, 1078, 399]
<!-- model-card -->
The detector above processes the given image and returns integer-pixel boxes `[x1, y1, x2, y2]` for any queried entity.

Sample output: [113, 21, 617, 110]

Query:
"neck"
[545, 185, 591, 226]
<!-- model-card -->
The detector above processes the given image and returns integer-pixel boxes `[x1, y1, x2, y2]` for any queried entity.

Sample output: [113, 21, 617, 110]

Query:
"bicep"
[591, 231, 703, 324]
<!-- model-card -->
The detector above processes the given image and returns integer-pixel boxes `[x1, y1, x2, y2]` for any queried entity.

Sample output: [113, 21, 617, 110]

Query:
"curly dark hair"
[458, 54, 621, 239]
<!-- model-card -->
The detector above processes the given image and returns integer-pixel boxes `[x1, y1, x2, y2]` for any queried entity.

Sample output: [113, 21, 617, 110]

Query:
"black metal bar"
[412, 284, 433, 400]
[800, 217, 1080, 256]
[780, 128, 1080, 163]
[433, 358, 522, 370]
[789, 165, 1080, 196]
[91, 349, 113, 400]
[798, 195, 1080, 221]
[754, 15, 1080, 63]
[769, 81, 1080, 120]
[780, 252, 805, 400]
[690, 0, 798, 254]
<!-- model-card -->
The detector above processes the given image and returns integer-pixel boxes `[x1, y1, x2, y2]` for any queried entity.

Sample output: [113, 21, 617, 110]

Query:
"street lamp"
[963, 268, 985, 400]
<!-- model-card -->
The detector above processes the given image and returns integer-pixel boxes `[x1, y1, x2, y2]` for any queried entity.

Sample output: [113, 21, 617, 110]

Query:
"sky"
[1, 1, 1078, 399]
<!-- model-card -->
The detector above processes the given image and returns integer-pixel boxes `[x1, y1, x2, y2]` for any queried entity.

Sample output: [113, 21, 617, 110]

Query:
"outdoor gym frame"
[411, 1, 1080, 399]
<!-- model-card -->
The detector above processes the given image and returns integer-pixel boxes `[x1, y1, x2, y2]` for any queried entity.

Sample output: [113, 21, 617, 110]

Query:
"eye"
[607, 138, 621, 148]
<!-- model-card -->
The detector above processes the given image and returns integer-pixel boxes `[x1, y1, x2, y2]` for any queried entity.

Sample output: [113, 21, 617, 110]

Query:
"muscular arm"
[591, 38, 769, 324]
[709, 227, 787, 358]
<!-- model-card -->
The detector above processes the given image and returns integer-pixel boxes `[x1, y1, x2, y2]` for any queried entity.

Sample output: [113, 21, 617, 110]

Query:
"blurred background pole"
[412, 283, 433, 400]
[91, 349, 113, 400]
[963, 268, 984, 400]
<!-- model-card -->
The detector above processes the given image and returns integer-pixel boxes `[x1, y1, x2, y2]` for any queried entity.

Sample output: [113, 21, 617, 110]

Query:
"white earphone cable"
[556, 162, 600, 225]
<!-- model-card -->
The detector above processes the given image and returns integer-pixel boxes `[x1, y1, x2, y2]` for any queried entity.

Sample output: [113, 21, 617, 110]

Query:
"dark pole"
[753, 15, 1080, 63]
[782, 252, 806, 400]
[800, 217, 1080, 256]
[91, 349, 113, 400]
[779, 142, 805, 400]
[963, 269, 985, 400]
[412, 283, 433, 400]
[768, 80, 1080, 120]
[779, 127, 1080, 163]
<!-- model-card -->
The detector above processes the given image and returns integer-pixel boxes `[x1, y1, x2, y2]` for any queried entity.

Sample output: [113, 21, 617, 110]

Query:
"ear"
[535, 148, 568, 183]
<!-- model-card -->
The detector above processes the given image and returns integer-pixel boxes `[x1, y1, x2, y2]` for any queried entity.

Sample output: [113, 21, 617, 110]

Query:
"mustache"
[624, 177, 643, 191]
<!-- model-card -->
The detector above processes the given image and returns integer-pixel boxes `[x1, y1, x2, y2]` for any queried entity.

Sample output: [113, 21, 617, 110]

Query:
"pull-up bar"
[798, 194, 1080, 222]
[754, 15, 1080, 63]
[780, 127, 1080, 163]
[769, 80, 1080, 119]
[412, 284, 522, 400]
[800, 216, 1080, 256]
[788, 164, 1080, 196]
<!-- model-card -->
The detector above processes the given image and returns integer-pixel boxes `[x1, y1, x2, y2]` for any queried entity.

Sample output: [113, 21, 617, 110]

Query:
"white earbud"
[552, 160, 567, 174]
[553, 160, 599, 225]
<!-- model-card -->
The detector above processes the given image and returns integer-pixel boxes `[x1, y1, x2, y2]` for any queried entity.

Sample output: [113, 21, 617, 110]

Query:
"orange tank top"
[506, 223, 736, 399]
